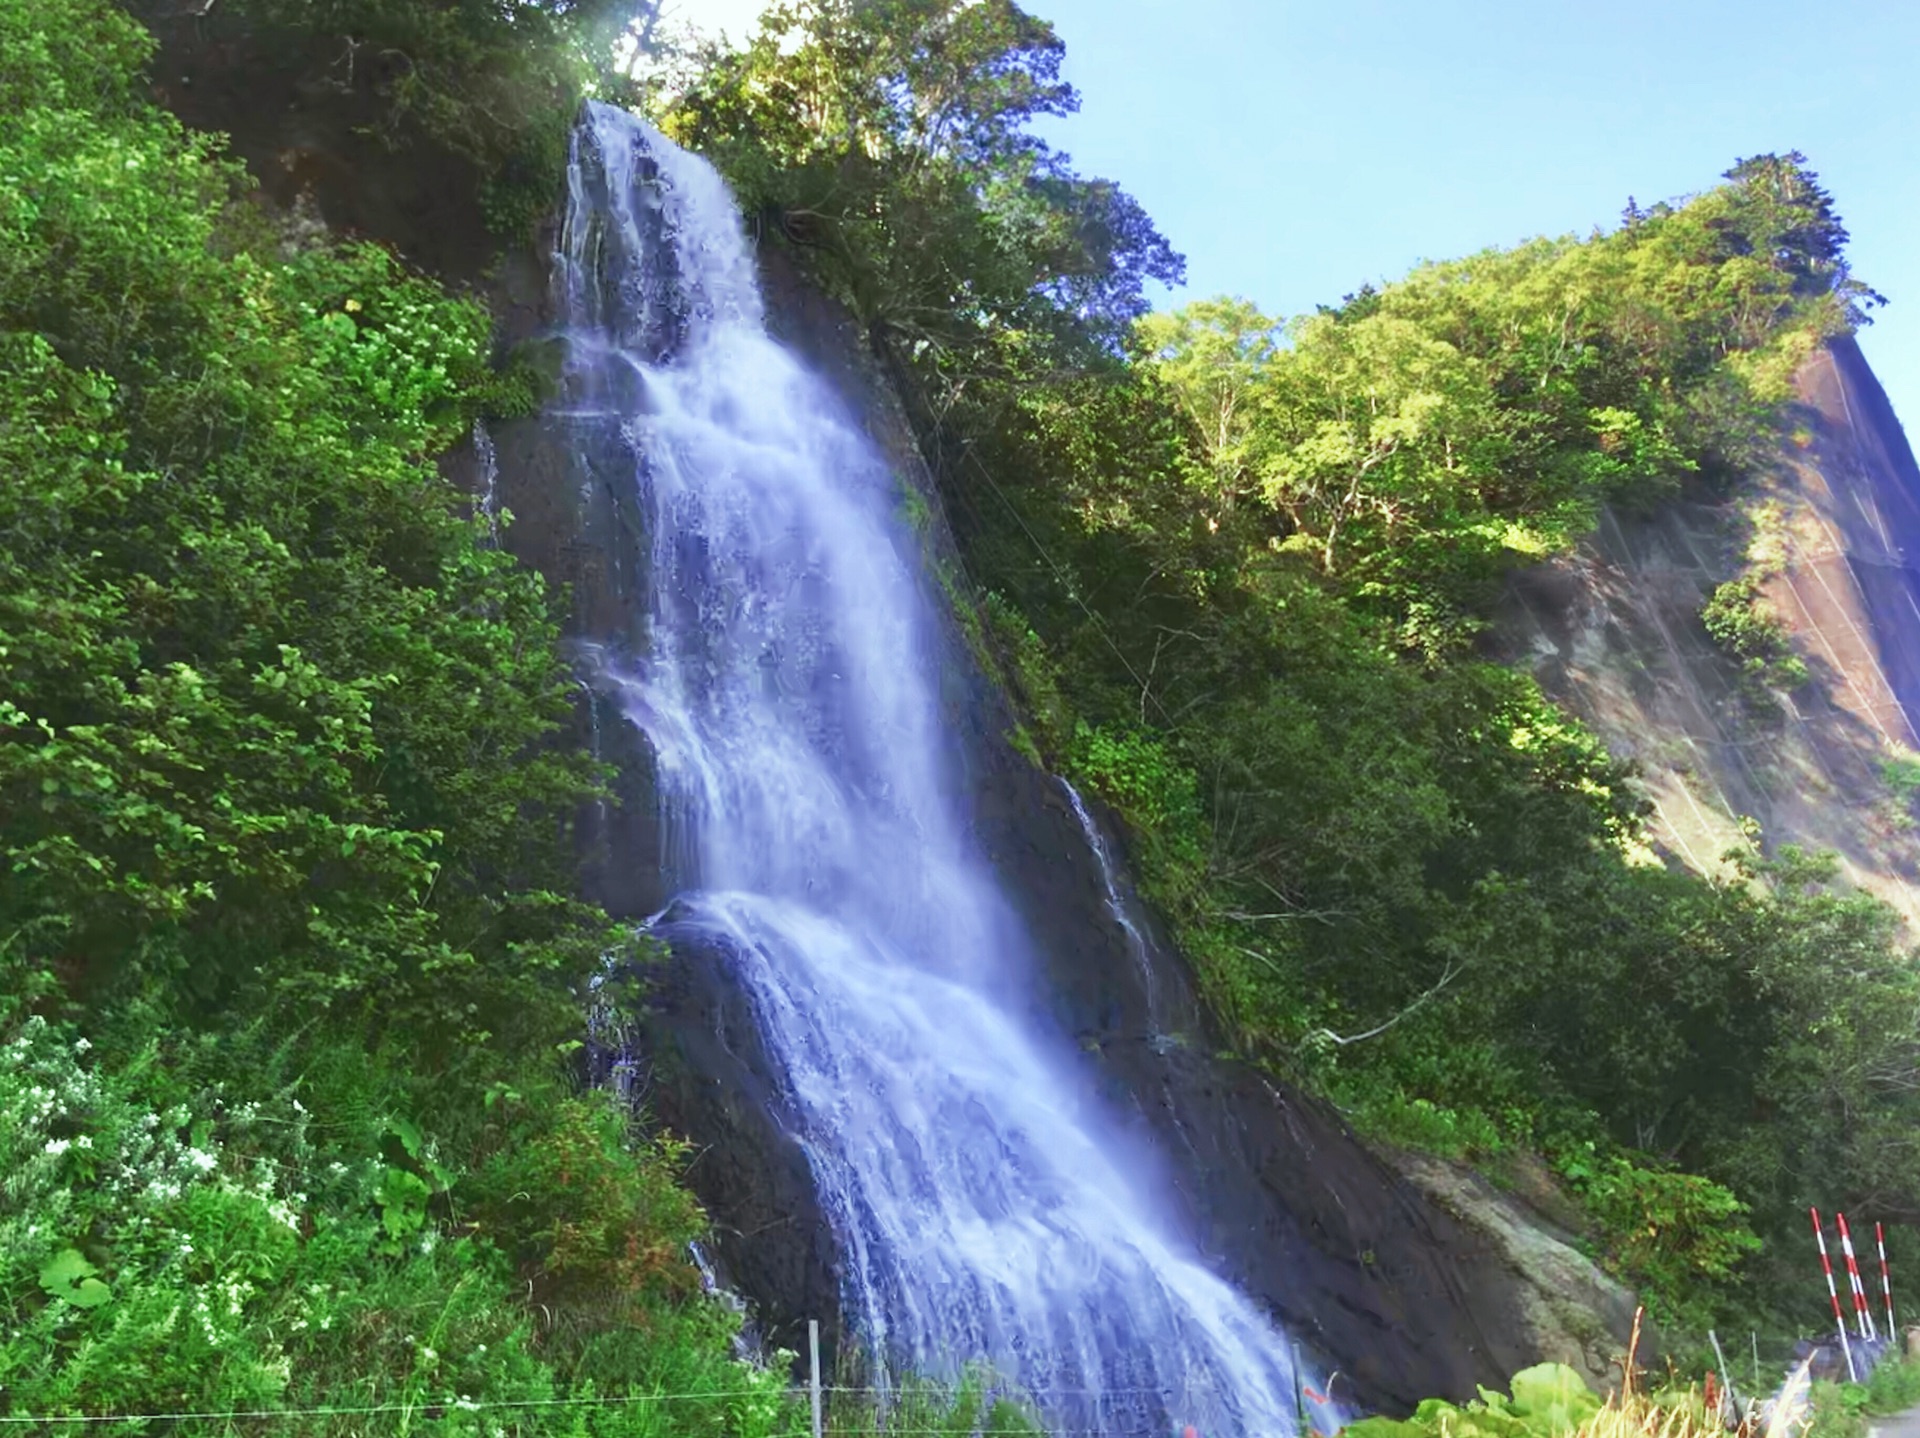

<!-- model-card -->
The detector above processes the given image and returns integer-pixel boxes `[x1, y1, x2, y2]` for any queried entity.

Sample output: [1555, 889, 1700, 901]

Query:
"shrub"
[1555, 1147, 1761, 1326]
[1701, 577, 1809, 692]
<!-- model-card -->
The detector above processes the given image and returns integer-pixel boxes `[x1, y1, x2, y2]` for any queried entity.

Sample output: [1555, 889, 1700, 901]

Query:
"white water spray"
[562, 101, 1307, 1435]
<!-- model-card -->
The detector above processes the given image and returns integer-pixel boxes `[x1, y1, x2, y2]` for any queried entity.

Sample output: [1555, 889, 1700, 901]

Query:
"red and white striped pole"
[1839, 1212, 1879, 1341]
[1814, 1208, 1860, 1380]
[1878, 1222, 1896, 1335]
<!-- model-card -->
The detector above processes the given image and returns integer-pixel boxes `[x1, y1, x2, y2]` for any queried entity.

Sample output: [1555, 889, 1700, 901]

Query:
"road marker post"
[1813, 1207, 1860, 1381]
[809, 1319, 823, 1438]
[1878, 1221, 1896, 1334]
[1839, 1212, 1879, 1341]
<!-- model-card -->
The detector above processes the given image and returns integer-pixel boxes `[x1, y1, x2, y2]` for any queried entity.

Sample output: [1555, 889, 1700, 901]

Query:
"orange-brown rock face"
[1496, 337, 1920, 924]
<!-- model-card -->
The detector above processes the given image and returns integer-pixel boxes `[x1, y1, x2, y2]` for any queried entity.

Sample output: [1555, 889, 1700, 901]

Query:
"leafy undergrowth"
[1861, 1353, 1920, 1415]
[1810, 1352, 1920, 1438]
[825, 1368, 1043, 1437]
[1344, 1363, 1606, 1438]
[0, 0, 801, 1428]
[0, 1016, 797, 1435]
[1345, 1355, 1888, 1438]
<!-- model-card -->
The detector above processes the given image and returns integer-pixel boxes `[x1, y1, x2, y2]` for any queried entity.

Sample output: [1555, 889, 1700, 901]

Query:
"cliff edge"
[1497, 338, 1920, 924]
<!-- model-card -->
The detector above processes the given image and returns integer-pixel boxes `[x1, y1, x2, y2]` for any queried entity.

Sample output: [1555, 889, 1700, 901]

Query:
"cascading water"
[560, 101, 1309, 1436]
[471, 416, 501, 544]
[1059, 779, 1170, 1040]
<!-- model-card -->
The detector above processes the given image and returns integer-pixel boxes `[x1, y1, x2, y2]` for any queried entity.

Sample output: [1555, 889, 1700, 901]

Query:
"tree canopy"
[659, 0, 1184, 363]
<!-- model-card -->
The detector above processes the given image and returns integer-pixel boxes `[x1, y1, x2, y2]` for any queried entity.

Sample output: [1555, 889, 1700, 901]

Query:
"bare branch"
[1310, 962, 1461, 1047]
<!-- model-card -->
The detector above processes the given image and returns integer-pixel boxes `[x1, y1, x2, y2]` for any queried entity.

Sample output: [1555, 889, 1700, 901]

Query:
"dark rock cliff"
[130, 18, 1634, 1410]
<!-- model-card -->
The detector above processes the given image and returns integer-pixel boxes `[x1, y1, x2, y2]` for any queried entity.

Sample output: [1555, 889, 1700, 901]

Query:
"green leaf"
[39, 1248, 113, 1308]
[1505, 1364, 1599, 1433]
[375, 1165, 431, 1240]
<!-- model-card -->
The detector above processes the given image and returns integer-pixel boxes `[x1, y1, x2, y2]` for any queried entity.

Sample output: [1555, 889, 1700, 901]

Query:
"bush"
[1344, 1363, 1602, 1438]
[1554, 1147, 1760, 1326]
[0, 1015, 797, 1433]
[1701, 577, 1809, 692]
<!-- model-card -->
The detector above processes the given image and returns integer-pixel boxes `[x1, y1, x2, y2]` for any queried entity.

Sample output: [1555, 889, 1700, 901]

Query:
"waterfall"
[471, 416, 501, 544]
[560, 100, 1307, 1436]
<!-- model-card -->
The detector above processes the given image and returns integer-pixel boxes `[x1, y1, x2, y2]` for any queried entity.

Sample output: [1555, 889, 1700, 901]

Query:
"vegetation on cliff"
[0, 0, 797, 1426]
[664, 0, 1917, 1333]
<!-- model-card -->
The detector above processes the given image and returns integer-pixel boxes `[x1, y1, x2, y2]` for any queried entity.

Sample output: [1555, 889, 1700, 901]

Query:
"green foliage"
[0, 1018, 795, 1432]
[981, 592, 1072, 757]
[0, 0, 607, 1052]
[1808, 1379, 1869, 1438]
[1881, 754, 1920, 801]
[466, 1092, 707, 1318]
[1552, 1148, 1760, 1325]
[1701, 577, 1809, 692]
[660, 0, 1183, 371]
[1125, 167, 1856, 648]
[0, 1, 796, 1427]
[1069, 722, 1208, 910]
[1344, 1364, 1603, 1438]
[1849, 1354, 1920, 1418]
[1880, 753, 1920, 831]
[1072, 723, 1199, 841]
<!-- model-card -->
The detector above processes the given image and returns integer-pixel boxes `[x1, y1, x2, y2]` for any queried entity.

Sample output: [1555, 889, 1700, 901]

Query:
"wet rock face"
[636, 917, 846, 1366]
[946, 657, 1549, 1412]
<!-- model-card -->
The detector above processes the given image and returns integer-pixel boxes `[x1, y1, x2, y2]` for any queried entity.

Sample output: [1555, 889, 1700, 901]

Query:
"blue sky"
[676, 0, 1919, 437]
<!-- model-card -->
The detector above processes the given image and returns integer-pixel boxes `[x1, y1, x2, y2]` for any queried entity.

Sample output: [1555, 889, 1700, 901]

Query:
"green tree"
[661, 0, 1182, 368]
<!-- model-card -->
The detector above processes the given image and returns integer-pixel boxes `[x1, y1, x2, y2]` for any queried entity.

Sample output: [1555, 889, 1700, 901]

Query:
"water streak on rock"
[1058, 778, 1167, 1037]
[472, 416, 501, 543]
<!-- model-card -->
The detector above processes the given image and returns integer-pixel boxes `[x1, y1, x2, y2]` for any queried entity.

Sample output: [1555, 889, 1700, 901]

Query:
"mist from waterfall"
[559, 100, 1309, 1437]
